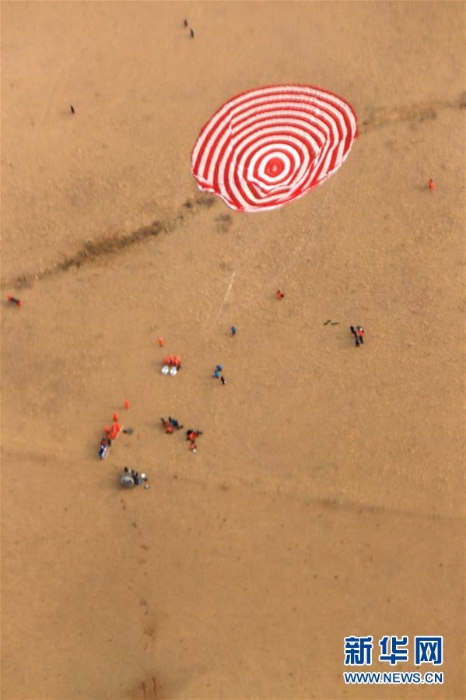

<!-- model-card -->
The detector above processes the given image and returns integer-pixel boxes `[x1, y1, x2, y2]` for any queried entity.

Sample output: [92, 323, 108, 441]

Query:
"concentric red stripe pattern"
[191, 85, 358, 212]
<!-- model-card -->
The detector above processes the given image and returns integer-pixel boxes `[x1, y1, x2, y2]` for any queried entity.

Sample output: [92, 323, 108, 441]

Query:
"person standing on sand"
[168, 417, 183, 430]
[161, 417, 174, 434]
[99, 438, 108, 459]
[350, 326, 360, 347]
[357, 326, 365, 344]
[104, 426, 112, 446]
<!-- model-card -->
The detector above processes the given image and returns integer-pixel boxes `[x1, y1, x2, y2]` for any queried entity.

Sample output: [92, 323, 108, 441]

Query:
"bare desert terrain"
[1, 2, 465, 699]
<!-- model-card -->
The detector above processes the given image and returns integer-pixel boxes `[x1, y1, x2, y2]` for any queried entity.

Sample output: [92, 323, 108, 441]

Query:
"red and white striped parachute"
[191, 85, 358, 212]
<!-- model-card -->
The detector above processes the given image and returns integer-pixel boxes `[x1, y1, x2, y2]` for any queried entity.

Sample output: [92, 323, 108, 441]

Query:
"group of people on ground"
[161, 416, 183, 434]
[98, 413, 122, 459]
[161, 417, 203, 453]
[106, 318, 367, 489]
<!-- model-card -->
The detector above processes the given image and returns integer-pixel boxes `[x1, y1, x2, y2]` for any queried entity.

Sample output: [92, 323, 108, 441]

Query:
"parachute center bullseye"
[265, 157, 285, 177]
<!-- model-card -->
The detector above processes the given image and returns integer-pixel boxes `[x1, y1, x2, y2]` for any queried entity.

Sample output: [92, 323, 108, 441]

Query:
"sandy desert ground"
[1, 1, 465, 699]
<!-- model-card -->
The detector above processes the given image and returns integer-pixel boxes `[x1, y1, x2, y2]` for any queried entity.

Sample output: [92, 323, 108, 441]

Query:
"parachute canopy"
[191, 84, 358, 212]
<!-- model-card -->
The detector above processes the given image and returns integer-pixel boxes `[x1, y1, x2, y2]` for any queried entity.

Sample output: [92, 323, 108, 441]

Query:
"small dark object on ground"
[190, 28, 194, 38]
[70, 105, 75, 114]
